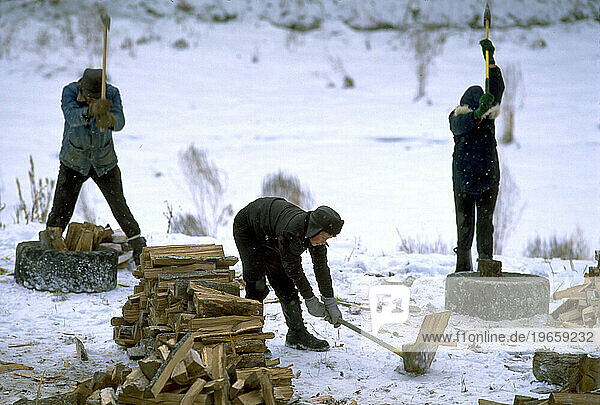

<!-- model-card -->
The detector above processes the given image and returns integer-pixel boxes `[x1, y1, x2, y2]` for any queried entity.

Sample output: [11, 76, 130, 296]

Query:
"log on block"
[75, 229, 94, 252]
[65, 222, 83, 250]
[39, 227, 67, 250]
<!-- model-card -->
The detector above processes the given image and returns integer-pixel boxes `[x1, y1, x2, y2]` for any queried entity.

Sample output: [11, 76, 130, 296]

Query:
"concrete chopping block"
[15, 241, 118, 293]
[445, 272, 549, 321]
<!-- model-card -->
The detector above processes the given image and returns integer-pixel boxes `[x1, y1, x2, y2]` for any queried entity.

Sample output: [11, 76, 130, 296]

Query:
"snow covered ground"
[0, 2, 599, 404]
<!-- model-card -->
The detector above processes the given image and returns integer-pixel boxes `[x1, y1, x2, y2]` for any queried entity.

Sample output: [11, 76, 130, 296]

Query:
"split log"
[75, 337, 89, 361]
[201, 344, 230, 405]
[183, 349, 211, 380]
[232, 390, 263, 405]
[258, 369, 276, 405]
[138, 357, 162, 380]
[75, 229, 94, 251]
[532, 350, 600, 392]
[146, 332, 198, 398]
[65, 222, 83, 250]
[187, 316, 264, 336]
[181, 378, 207, 405]
[171, 360, 190, 385]
[549, 393, 600, 405]
[554, 282, 592, 300]
[192, 285, 262, 317]
[121, 368, 150, 397]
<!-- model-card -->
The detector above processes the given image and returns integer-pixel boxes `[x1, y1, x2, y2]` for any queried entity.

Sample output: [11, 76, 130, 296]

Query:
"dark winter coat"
[449, 66, 505, 195]
[59, 82, 125, 177]
[241, 197, 334, 299]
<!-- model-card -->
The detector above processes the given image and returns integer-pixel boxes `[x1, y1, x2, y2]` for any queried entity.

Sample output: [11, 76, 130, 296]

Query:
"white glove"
[305, 296, 327, 318]
[322, 296, 342, 327]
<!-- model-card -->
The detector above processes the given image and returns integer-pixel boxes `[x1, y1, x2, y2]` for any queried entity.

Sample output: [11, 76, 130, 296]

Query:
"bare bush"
[500, 63, 525, 145]
[15, 156, 55, 224]
[408, 29, 446, 103]
[524, 227, 590, 260]
[493, 163, 525, 255]
[327, 55, 354, 88]
[396, 229, 450, 254]
[178, 145, 233, 237]
[171, 213, 208, 236]
[261, 171, 315, 209]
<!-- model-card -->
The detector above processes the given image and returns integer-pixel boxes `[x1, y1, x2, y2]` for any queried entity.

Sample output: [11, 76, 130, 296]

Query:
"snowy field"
[0, 1, 599, 404]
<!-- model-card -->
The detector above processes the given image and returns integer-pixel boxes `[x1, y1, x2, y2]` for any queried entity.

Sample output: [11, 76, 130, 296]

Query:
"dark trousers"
[232, 209, 299, 304]
[47, 163, 140, 238]
[454, 186, 498, 259]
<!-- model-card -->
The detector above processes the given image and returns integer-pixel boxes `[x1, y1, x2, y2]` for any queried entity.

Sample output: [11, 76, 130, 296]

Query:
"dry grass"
[500, 63, 525, 145]
[176, 145, 233, 237]
[15, 156, 55, 224]
[261, 171, 315, 209]
[408, 29, 446, 103]
[524, 227, 590, 260]
[493, 163, 525, 255]
[396, 229, 450, 254]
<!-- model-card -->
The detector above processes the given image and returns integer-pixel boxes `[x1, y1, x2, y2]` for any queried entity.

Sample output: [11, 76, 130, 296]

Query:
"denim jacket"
[58, 82, 125, 176]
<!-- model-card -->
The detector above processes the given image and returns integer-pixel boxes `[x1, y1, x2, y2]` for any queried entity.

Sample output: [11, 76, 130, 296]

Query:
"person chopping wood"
[233, 197, 344, 351]
[449, 39, 505, 272]
[46, 68, 146, 265]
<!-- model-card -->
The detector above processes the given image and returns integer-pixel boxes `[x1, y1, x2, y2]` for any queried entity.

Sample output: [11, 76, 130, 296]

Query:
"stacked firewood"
[40, 222, 134, 268]
[111, 244, 294, 403]
[551, 250, 600, 327]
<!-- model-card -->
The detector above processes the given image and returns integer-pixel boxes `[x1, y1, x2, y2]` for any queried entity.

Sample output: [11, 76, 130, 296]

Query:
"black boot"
[454, 247, 473, 272]
[281, 300, 329, 351]
[129, 236, 146, 266]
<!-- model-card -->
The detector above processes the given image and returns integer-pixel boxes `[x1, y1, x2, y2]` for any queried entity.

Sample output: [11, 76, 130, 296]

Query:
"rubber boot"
[454, 247, 473, 273]
[129, 236, 146, 266]
[281, 300, 329, 351]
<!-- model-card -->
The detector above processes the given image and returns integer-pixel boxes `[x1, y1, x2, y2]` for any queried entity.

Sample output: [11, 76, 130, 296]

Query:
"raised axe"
[483, 1, 492, 93]
[339, 310, 453, 374]
[98, 9, 111, 131]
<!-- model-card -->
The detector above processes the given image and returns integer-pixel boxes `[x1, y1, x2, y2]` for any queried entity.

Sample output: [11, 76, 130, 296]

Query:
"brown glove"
[96, 113, 117, 130]
[88, 98, 112, 118]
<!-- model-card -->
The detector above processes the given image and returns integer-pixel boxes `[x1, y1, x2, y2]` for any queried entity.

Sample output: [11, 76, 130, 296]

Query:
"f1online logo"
[369, 285, 410, 334]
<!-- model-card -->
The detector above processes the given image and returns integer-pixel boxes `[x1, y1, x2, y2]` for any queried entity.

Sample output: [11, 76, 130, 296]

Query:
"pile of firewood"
[111, 244, 294, 403]
[550, 250, 600, 327]
[40, 222, 134, 268]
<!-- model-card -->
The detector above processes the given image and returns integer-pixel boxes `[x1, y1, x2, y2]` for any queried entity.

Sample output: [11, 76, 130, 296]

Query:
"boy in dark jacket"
[449, 39, 505, 272]
[46, 68, 146, 264]
[233, 197, 344, 351]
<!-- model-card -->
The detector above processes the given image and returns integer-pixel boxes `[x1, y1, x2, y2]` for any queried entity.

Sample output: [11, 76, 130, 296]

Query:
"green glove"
[479, 39, 495, 65]
[88, 98, 112, 118]
[473, 93, 495, 120]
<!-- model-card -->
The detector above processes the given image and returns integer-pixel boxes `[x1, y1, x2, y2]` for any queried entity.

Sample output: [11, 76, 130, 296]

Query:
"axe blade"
[483, 2, 491, 28]
[100, 8, 111, 31]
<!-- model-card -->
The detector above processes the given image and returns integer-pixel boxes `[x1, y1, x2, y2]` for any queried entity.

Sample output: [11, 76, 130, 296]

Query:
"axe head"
[483, 2, 491, 28]
[100, 8, 111, 30]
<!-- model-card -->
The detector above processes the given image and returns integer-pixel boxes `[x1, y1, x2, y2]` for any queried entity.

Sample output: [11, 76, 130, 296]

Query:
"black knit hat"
[306, 206, 344, 238]
[78, 68, 102, 99]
